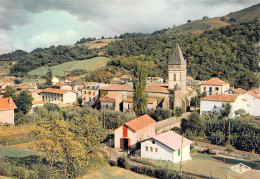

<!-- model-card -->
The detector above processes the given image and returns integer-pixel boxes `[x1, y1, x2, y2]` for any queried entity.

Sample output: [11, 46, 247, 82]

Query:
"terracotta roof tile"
[123, 97, 157, 104]
[32, 101, 47, 105]
[43, 88, 70, 94]
[247, 89, 260, 99]
[201, 78, 229, 86]
[231, 88, 247, 94]
[124, 114, 155, 132]
[100, 93, 121, 103]
[152, 131, 193, 151]
[0, 98, 17, 110]
[100, 84, 169, 94]
[201, 94, 239, 102]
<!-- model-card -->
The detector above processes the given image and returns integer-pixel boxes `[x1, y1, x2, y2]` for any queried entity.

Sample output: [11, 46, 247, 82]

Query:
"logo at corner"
[230, 163, 251, 174]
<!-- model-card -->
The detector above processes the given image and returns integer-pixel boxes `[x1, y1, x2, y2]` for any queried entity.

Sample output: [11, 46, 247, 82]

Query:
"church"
[99, 44, 197, 111]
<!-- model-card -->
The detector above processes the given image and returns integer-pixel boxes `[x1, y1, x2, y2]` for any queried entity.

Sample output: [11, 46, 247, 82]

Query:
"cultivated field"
[82, 166, 154, 179]
[28, 57, 110, 77]
[139, 153, 260, 179]
[72, 38, 120, 49]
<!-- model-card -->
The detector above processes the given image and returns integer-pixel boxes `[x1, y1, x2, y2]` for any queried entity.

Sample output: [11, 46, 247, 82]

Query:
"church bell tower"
[168, 44, 186, 92]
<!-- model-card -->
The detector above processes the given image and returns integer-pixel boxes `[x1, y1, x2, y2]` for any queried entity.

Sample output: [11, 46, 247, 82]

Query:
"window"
[150, 147, 153, 152]
[152, 140, 155, 144]
[93, 92, 95, 95]
[145, 146, 148, 151]
[88, 91, 91, 95]
[174, 74, 176, 81]
[203, 87, 206, 91]
[209, 87, 212, 92]
[214, 105, 217, 108]
[215, 87, 219, 91]
[178, 149, 180, 156]
[155, 148, 158, 153]
[85, 91, 87, 94]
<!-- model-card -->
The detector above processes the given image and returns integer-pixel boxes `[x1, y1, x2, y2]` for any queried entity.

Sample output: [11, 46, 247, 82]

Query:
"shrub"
[117, 156, 129, 169]
[210, 131, 226, 145]
[175, 107, 183, 117]
[226, 145, 235, 153]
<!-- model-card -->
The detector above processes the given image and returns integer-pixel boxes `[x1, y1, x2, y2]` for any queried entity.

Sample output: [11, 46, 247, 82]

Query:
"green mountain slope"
[166, 3, 259, 36]
[29, 57, 110, 77]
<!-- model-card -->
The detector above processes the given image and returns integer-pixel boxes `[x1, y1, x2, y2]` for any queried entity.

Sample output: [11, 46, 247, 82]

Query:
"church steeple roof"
[169, 43, 186, 65]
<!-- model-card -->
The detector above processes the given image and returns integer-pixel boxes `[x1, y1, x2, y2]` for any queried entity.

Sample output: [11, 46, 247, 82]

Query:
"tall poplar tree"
[133, 64, 148, 116]
[45, 68, 53, 87]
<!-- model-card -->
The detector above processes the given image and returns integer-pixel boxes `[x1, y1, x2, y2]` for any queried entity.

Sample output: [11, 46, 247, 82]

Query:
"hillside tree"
[133, 64, 148, 116]
[45, 68, 53, 87]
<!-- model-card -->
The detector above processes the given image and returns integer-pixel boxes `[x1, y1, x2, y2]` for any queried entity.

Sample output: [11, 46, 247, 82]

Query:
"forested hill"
[85, 20, 259, 90]
[165, 3, 260, 36]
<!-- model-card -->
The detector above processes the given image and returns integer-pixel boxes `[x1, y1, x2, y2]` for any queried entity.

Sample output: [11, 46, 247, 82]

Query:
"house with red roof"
[201, 78, 230, 96]
[140, 131, 193, 163]
[200, 94, 246, 117]
[114, 114, 156, 149]
[0, 98, 17, 124]
[100, 93, 123, 111]
[42, 88, 77, 104]
[241, 89, 260, 116]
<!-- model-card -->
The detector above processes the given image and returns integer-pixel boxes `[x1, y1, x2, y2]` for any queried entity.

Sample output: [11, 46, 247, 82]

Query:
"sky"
[0, 0, 258, 54]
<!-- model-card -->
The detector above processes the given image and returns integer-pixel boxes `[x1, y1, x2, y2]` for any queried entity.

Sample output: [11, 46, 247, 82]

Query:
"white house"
[241, 89, 260, 116]
[114, 114, 156, 149]
[140, 131, 193, 163]
[200, 94, 245, 118]
[51, 76, 59, 84]
[42, 88, 77, 104]
[201, 78, 230, 96]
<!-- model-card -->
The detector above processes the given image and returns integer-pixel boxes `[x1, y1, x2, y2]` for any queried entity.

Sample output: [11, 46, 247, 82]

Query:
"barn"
[114, 114, 156, 149]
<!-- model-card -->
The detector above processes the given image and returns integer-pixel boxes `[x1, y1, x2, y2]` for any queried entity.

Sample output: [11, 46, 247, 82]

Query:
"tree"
[203, 16, 208, 19]
[69, 114, 106, 155]
[3, 86, 17, 100]
[133, 64, 148, 116]
[31, 119, 86, 176]
[187, 20, 191, 23]
[153, 108, 172, 121]
[175, 107, 183, 117]
[221, 102, 231, 118]
[16, 90, 33, 114]
[45, 68, 53, 87]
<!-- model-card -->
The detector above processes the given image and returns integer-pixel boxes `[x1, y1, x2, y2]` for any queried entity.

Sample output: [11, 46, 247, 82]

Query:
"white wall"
[201, 84, 230, 96]
[141, 139, 191, 163]
[242, 93, 260, 116]
[114, 126, 123, 148]
[63, 91, 77, 104]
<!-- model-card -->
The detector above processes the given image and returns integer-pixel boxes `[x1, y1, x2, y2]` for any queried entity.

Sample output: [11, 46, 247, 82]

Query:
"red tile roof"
[232, 88, 247, 94]
[201, 94, 239, 102]
[30, 89, 43, 93]
[151, 131, 193, 151]
[100, 84, 169, 94]
[100, 93, 121, 103]
[32, 101, 47, 105]
[124, 114, 155, 132]
[201, 78, 229, 86]
[0, 98, 17, 110]
[186, 76, 194, 81]
[247, 89, 260, 99]
[43, 88, 70, 94]
[123, 97, 157, 104]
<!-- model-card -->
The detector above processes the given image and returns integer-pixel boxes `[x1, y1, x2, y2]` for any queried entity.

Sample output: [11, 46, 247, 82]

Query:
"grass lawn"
[136, 154, 260, 179]
[0, 146, 35, 158]
[28, 57, 110, 77]
[82, 166, 154, 179]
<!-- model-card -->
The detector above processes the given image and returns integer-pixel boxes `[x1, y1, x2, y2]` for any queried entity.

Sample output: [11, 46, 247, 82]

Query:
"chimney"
[8, 98, 11, 107]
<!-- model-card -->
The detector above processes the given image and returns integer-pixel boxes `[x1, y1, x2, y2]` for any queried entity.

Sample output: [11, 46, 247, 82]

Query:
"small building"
[52, 76, 59, 84]
[201, 78, 230, 96]
[111, 77, 122, 84]
[29, 89, 43, 101]
[200, 94, 243, 118]
[0, 98, 17, 124]
[123, 97, 157, 112]
[65, 76, 80, 84]
[81, 83, 108, 106]
[100, 93, 123, 111]
[114, 114, 156, 149]
[16, 83, 37, 91]
[242, 89, 260, 116]
[146, 77, 163, 84]
[225, 88, 247, 95]
[140, 131, 193, 163]
[120, 75, 132, 84]
[42, 88, 77, 104]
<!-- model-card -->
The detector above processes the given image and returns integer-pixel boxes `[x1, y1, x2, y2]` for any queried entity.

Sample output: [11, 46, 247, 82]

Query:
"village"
[0, 44, 259, 178]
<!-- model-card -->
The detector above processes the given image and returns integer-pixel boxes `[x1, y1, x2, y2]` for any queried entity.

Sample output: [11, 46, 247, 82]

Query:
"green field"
[0, 146, 35, 158]
[82, 166, 153, 179]
[29, 57, 110, 77]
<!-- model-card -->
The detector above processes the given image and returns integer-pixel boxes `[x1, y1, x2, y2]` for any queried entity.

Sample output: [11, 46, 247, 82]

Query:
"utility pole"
[180, 136, 183, 175]
[109, 138, 112, 159]
[228, 119, 231, 144]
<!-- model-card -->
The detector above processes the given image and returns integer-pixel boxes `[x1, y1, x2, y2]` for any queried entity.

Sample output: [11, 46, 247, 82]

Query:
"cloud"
[0, 0, 259, 53]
